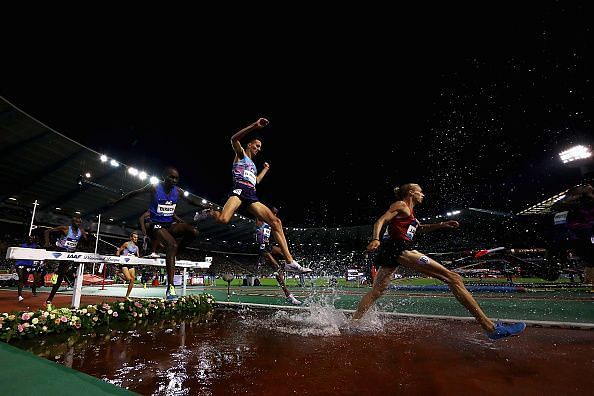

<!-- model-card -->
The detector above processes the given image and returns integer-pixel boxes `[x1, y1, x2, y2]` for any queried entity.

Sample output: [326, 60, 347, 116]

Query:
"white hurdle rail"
[6, 247, 211, 308]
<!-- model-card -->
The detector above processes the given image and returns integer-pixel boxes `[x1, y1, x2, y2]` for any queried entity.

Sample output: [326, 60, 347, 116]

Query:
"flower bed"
[0, 293, 215, 342]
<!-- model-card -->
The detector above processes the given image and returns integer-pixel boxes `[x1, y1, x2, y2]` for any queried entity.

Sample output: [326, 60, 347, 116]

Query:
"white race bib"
[243, 169, 257, 185]
[64, 240, 78, 248]
[263, 228, 271, 237]
[157, 203, 176, 216]
[406, 224, 418, 240]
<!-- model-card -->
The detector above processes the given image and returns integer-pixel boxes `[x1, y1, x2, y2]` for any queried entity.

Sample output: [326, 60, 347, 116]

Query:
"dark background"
[2, 2, 592, 227]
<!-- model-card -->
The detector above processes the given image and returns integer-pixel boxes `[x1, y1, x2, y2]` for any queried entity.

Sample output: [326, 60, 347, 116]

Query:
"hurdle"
[6, 247, 211, 308]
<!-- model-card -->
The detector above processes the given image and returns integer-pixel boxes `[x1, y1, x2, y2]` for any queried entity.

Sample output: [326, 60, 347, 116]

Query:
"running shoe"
[286, 294, 302, 305]
[488, 321, 526, 340]
[284, 261, 312, 273]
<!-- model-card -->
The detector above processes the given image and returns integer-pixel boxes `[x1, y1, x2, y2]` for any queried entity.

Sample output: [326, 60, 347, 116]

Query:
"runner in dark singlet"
[352, 183, 526, 340]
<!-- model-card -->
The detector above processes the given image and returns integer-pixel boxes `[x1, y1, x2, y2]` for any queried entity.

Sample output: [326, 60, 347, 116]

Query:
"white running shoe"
[286, 294, 302, 305]
[194, 209, 211, 222]
[145, 252, 161, 258]
[18, 296, 24, 302]
[284, 260, 312, 273]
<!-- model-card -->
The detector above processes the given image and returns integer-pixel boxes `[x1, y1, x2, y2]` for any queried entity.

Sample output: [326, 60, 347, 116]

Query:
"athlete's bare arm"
[230, 118, 269, 160]
[366, 201, 406, 251]
[256, 162, 270, 184]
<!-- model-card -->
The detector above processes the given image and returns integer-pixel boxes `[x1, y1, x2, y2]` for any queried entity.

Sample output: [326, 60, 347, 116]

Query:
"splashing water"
[239, 288, 388, 336]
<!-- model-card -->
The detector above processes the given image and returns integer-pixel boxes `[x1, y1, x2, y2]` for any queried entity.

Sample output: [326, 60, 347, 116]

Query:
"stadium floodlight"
[149, 176, 159, 185]
[138, 171, 147, 180]
[202, 199, 207, 204]
[100, 154, 108, 162]
[110, 159, 119, 167]
[559, 145, 592, 163]
[183, 191, 189, 197]
[85, 172, 91, 178]
[128, 167, 138, 176]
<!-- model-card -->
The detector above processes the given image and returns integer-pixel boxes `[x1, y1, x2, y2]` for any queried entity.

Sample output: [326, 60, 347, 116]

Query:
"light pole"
[559, 144, 593, 178]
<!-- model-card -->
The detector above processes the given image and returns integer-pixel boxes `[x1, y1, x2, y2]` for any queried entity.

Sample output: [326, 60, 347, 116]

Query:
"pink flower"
[60, 316, 68, 323]
[75, 323, 81, 329]
[17, 324, 24, 333]
[21, 313, 30, 321]
[112, 312, 118, 317]
[132, 312, 137, 317]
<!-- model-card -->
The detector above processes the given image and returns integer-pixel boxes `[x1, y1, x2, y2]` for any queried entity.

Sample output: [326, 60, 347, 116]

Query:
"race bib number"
[263, 228, 271, 237]
[64, 240, 78, 249]
[406, 220, 419, 240]
[233, 188, 242, 195]
[243, 170, 257, 185]
[157, 203, 176, 216]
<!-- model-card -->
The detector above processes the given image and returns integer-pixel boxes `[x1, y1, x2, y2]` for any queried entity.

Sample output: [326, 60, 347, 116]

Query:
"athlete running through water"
[352, 183, 526, 340]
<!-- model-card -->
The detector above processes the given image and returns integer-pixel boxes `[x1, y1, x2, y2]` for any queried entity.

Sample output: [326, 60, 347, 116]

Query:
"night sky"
[2, 3, 593, 228]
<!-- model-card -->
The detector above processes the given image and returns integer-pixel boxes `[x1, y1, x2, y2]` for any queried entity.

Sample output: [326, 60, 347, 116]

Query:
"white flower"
[32, 318, 39, 325]
[107, 310, 113, 315]
[81, 309, 87, 314]
[49, 314, 55, 320]
[42, 326, 48, 332]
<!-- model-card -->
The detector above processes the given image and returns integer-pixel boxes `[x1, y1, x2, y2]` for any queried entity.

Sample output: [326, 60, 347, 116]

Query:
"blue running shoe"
[165, 285, 178, 301]
[488, 321, 526, 340]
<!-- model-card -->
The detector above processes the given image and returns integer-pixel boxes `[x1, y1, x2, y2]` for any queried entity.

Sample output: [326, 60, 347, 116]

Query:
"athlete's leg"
[211, 196, 242, 224]
[16, 267, 27, 299]
[47, 262, 71, 303]
[153, 228, 178, 287]
[398, 250, 495, 332]
[121, 267, 135, 298]
[169, 223, 198, 251]
[353, 266, 398, 320]
[31, 269, 40, 295]
[263, 251, 290, 297]
[248, 202, 294, 263]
